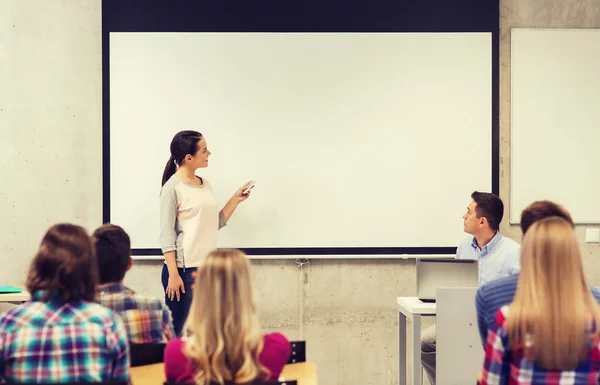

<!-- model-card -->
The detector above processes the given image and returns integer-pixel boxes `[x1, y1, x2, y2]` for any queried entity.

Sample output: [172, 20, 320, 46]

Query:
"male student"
[474, 200, 600, 347]
[421, 191, 520, 385]
[94, 224, 175, 343]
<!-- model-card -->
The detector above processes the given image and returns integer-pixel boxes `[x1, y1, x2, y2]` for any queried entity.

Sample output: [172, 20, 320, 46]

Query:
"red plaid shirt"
[478, 306, 600, 385]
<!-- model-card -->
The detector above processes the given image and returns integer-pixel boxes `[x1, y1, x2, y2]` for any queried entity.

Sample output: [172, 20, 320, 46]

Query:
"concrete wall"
[1, 1, 600, 385]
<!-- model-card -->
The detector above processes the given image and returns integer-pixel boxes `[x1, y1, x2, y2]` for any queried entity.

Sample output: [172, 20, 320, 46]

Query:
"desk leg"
[413, 315, 422, 385]
[399, 311, 407, 385]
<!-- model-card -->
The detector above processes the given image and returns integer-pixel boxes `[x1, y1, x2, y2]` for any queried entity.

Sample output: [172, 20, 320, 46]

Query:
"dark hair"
[93, 224, 132, 284]
[161, 130, 203, 186]
[471, 191, 504, 231]
[520, 200, 573, 235]
[26, 223, 97, 303]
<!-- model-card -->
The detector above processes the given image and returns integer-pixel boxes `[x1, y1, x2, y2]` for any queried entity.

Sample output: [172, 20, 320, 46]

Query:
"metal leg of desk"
[399, 311, 407, 385]
[413, 315, 422, 385]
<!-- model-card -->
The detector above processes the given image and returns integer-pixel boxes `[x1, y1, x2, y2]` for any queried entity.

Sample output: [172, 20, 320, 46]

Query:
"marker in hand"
[243, 180, 255, 195]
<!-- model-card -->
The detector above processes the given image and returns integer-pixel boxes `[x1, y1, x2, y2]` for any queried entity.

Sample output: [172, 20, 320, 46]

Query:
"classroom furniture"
[130, 343, 166, 367]
[288, 341, 306, 364]
[131, 362, 317, 385]
[436, 288, 483, 385]
[510, 28, 600, 223]
[397, 297, 436, 385]
[0, 291, 30, 304]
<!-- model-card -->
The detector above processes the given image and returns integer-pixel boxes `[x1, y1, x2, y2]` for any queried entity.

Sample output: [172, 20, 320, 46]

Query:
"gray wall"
[2, 1, 600, 385]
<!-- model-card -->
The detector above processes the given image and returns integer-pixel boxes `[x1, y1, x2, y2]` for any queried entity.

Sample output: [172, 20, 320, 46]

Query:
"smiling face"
[183, 136, 211, 169]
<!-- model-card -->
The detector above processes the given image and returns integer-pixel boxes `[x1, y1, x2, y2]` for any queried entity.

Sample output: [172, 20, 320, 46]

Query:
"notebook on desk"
[416, 258, 478, 302]
[0, 286, 23, 294]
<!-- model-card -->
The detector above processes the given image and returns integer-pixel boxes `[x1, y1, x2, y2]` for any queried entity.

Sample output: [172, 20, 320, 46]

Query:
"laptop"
[416, 258, 479, 302]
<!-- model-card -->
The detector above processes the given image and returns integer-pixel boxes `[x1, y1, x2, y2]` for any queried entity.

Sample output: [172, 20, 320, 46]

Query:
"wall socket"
[586, 228, 600, 243]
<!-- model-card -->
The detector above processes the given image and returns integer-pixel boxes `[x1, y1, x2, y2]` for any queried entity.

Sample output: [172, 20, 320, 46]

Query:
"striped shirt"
[475, 274, 600, 348]
[478, 306, 600, 385]
[0, 290, 130, 383]
[97, 283, 175, 343]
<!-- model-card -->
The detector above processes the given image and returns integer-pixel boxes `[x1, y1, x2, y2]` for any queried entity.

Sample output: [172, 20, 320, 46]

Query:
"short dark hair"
[26, 223, 97, 302]
[93, 224, 132, 284]
[520, 200, 573, 235]
[471, 191, 504, 231]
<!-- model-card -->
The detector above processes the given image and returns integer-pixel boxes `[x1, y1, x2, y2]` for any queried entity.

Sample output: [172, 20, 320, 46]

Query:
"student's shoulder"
[499, 234, 521, 250]
[477, 274, 519, 301]
[263, 333, 292, 354]
[165, 337, 186, 360]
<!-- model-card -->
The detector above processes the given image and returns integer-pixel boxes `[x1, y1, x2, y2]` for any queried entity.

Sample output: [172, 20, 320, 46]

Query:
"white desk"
[0, 291, 30, 304]
[397, 297, 436, 385]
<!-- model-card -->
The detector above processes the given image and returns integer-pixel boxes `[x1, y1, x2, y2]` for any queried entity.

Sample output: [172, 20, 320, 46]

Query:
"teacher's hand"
[231, 181, 253, 203]
[166, 274, 185, 302]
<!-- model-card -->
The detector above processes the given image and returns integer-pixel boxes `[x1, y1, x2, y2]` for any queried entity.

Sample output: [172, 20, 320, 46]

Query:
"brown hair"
[507, 217, 600, 369]
[162, 130, 203, 186]
[93, 224, 131, 284]
[471, 191, 504, 231]
[520, 200, 573, 235]
[26, 223, 98, 303]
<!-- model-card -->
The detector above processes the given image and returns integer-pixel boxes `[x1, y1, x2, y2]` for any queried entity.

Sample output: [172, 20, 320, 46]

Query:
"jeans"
[161, 264, 196, 337]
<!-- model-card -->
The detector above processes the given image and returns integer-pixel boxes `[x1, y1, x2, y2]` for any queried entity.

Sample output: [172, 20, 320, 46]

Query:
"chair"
[287, 341, 306, 364]
[130, 342, 167, 367]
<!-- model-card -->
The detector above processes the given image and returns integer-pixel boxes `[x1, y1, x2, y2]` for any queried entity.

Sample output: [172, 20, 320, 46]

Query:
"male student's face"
[462, 200, 481, 235]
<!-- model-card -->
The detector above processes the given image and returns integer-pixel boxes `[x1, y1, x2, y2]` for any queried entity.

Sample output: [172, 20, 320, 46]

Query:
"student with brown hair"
[164, 249, 291, 385]
[94, 223, 175, 343]
[0, 224, 130, 383]
[478, 217, 600, 384]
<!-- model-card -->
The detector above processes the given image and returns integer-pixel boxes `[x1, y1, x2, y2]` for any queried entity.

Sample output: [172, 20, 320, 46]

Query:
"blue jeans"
[161, 265, 196, 337]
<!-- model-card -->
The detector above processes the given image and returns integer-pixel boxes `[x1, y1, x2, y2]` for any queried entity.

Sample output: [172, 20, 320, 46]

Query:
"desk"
[130, 362, 318, 385]
[280, 362, 318, 385]
[397, 297, 436, 385]
[0, 291, 30, 304]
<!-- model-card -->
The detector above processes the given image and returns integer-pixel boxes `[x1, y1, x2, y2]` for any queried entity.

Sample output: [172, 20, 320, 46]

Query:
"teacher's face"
[186, 137, 211, 169]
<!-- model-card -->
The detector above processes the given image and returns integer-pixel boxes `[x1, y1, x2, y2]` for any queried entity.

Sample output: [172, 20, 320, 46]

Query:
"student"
[478, 217, 600, 384]
[0, 224, 130, 383]
[475, 201, 600, 347]
[164, 249, 291, 384]
[94, 223, 175, 343]
[421, 191, 520, 385]
[160, 130, 253, 337]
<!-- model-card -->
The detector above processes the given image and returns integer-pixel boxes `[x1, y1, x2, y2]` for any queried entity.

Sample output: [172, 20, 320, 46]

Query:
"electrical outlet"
[586, 228, 600, 243]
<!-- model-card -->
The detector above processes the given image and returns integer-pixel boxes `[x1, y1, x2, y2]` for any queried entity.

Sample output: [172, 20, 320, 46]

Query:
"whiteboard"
[109, 32, 492, 253]
[510, 29, 600, 223]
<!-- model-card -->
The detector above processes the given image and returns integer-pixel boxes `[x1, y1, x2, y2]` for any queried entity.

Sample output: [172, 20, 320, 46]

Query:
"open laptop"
[416, 258, 479, 302]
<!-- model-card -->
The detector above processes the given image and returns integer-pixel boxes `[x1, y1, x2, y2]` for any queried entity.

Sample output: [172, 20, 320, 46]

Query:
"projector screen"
[108, 32, 492, 255]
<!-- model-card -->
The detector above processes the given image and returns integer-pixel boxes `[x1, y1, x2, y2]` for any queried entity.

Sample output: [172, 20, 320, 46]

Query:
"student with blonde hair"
[164, 249, 291, 385]
[478, 217, 600, 384]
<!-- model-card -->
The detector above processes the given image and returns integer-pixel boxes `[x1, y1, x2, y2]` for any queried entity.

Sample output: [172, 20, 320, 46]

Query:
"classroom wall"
[1, 1, 600, 385]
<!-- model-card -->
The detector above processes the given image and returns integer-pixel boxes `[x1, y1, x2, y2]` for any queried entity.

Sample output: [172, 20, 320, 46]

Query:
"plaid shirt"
[97, 283, 174, 344]
[0, 290, 130, 383]
[479, 306, 600, 385]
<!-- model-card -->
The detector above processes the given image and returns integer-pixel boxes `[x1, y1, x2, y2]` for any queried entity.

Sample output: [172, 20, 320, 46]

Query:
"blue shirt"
[475, 274, 600, 348]
[456, 232, 520, 285]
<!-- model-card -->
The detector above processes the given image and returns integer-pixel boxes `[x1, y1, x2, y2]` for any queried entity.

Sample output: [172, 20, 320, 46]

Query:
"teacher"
[159, 130, 252, 336]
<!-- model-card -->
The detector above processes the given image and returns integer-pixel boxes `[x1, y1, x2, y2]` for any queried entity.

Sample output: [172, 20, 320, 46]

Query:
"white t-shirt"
[159, 174, 225, 268]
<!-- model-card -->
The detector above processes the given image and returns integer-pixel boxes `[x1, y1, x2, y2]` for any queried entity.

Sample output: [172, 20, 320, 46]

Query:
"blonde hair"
[183, 249, 269, 385]
[506, 216, 600, 369]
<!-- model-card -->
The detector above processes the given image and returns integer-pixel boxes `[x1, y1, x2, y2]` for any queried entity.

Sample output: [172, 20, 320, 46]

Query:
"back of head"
[161, 130, 203, 186]
[184, 249, 267, 385]
[520, 200, 573, 235]
[93, 224, 131, 284]
[507, 216, 599, 369]
[471, 191, 504, 231]
[26, 223, 98, 303]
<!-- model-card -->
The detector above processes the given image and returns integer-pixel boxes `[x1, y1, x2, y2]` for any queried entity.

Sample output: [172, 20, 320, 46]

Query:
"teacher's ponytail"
[161, 155, 177, 186]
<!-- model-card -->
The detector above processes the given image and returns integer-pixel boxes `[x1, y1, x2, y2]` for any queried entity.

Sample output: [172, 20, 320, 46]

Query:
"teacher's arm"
[219, 181, 253, 226]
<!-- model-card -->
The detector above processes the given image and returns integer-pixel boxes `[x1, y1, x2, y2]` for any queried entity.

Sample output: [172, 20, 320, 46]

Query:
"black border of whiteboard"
[101, 0, 500, 258]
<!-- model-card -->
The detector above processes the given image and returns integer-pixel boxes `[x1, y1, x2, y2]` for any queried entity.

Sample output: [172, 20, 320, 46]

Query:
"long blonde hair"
[506, 216, 600, 369]
[184, 249, 268, 385]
